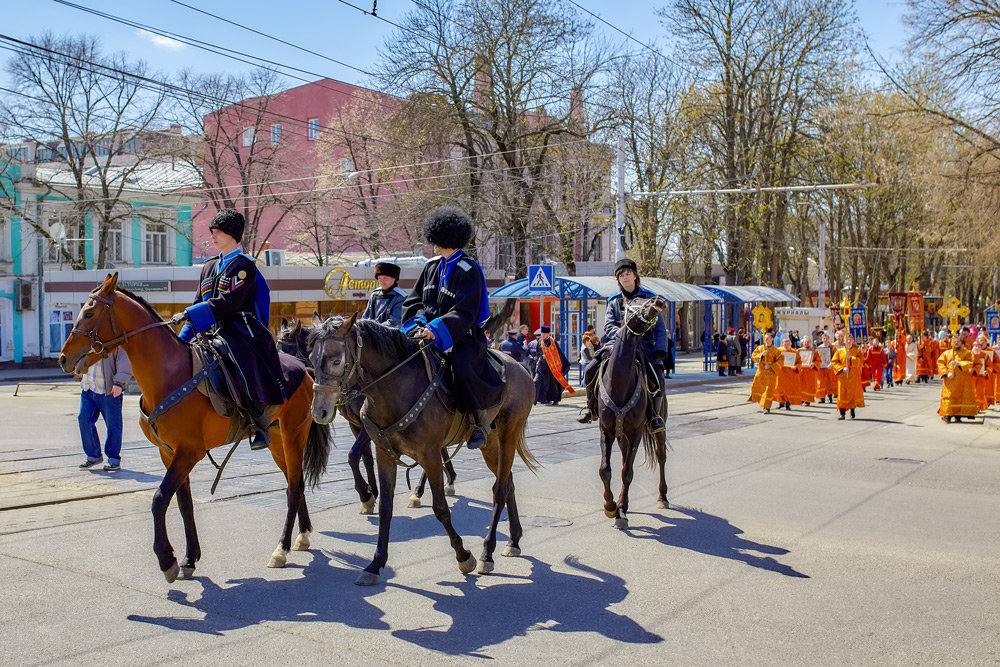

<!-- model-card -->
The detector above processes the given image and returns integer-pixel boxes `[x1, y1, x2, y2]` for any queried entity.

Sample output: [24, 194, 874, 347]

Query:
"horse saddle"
[191, 336, 243, 419]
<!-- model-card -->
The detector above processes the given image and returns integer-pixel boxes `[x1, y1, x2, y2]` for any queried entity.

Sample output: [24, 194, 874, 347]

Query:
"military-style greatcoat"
[179, 249, 286, 405]
[603, 286, 668, 365]
[401, 252, 504, 411]
[361, 286, 407, 327]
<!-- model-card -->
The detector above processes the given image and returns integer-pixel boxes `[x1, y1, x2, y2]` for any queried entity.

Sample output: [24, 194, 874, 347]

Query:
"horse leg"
[422, 452, 476, 575]
[357, 449, 397, 586]
[268, 429, 300, 568]
[615, 434, 642, 530]
[655, 431, 669, 509]
[175, 476, 200, 579]
[501, 480, 523, 557]
[409, 472, 427, 508]
[478, 433, 515, 574]
[349, 431, 376, 514]
[443, 453, 457, 496]
[294, 491, 312, 550]
[598, 426, 618, 519]
[152, 450, 199, 582]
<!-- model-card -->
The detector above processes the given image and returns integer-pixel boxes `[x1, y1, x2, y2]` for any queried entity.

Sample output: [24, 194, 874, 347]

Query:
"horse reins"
[72, 290, 172, 357]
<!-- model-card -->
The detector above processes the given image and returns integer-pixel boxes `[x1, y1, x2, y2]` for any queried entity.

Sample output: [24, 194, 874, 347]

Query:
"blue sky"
[3, 0, 909, 90]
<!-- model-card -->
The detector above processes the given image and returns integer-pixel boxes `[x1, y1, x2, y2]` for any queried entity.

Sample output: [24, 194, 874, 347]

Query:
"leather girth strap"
[597, 359, 646, 442]
[360, 364, 445, 468]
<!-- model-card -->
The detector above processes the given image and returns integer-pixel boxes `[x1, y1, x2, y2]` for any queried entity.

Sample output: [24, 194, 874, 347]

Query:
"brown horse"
[596, 296, 669, 529]
[58, 273, 330, 582]
[308, 315, 538, 585]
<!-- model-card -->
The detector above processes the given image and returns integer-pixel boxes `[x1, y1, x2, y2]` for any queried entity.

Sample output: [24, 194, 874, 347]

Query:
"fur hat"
[373, 262, 400, 280]
[614, 258, 638, 277]
[209, 209, 245, 244]
[422, 206, 473, 250]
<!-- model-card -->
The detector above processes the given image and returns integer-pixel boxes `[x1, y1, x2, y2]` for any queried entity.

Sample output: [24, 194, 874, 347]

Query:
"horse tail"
[304, 421, 332, 489]
[641, 428, 658, 469]
[515, 426, 541, 474]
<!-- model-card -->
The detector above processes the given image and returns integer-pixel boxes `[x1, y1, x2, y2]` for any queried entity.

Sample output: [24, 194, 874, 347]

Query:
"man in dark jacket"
[172, 209, 284, 450]
[402, 207, 504, 449]
[577, 258, 668, 431]
[499, 329, 526, 363]
[361, 261, 407, 326]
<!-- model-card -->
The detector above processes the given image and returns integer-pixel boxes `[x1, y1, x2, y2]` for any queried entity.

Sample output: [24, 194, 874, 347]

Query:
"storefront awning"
[700, 285, 798, 303]
[489, 276, 722, 303]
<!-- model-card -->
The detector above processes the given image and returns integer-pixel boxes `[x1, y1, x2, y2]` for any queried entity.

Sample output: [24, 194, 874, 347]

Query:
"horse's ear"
[345, 311, 359, 331]
[103, 272, 119, 293]
[312, 311, 323, 326]
[292, 320, 302, 334]
[280, 317, 289, 328]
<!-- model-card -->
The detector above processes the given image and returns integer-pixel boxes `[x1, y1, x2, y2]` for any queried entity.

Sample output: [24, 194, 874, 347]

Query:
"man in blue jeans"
[78, 346, 132, 471]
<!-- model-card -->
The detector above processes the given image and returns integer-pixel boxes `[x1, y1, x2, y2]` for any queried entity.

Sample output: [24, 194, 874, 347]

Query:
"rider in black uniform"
[576, 258, 667, 432]
[401, 207, 504, 449]
[172, 209, 284, 450]
[361, 262, 407, 327]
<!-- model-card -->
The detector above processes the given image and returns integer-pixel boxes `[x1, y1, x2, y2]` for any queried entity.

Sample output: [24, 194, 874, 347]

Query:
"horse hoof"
[458, 553, 477, 574]
[501, 545, 521, 558]
[657, 499, 669, 510]
[477, 560, 494, 575]
[615, 517, 629, 530]
[407, 495, 421, 509]
[267, 546, 288, 568]
[163, 562, 179, 583]
[292, 531, 311, 551]
[355, 571, 379, 586]
[603, 508, 617, 518]
[359, 498, 375, 514]
[177, 565, 196, 580]
[444, 484, 456, 496]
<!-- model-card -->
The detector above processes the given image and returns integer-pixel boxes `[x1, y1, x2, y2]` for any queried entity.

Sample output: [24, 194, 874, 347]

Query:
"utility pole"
[615, 136, 625, 260]
[818, 219, 826, 309]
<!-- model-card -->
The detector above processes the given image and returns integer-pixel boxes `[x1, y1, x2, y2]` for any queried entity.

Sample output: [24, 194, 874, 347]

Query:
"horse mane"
[116, 288, 165, 322]
[353, 319, 417, 359]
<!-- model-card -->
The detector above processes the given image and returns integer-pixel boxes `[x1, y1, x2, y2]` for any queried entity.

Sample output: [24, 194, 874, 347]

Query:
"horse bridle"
[71, 290, 171, 357]
[623, 296, 663, 337]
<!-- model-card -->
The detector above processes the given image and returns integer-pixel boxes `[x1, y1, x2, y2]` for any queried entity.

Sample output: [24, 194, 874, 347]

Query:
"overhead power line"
[630, 182, 880, 197]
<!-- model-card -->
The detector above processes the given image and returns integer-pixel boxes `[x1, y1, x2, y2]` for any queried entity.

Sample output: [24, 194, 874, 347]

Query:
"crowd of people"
[746, 325, 1000, 423]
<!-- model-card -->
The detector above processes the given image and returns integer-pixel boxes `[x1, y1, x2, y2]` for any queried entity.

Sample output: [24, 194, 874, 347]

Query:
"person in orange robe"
[893, 331, 906, 385]
[861, 340, 872, 391]
[815, 332, 837, 404]
[937, 335, 977, 423]
[971, 340, 991, 412]
[930, 337, 942, 378]
[774, 336, 803, 410]
[984, 336, 1000, 408]
[748, 332, 783, 413]
[797, 338, 820, 405]
[832, 335, 866, 419]
[916, 333, 935, 383]
[866, 339, 887, 391]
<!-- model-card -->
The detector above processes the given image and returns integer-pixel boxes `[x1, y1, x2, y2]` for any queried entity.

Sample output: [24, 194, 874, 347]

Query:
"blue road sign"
[527, 264, 554, 293]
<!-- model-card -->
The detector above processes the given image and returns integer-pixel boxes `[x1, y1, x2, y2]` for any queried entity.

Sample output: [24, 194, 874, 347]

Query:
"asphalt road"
[1, 379, 998, 665]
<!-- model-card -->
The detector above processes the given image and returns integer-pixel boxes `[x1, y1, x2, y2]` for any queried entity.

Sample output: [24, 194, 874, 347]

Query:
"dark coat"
[179, 251, 286, 405]
[401, 253, 504, 411]
[499, 335, 526, 362]
[361, 286, 407, 327]
[529, 336, 570, 404]
[603, 286, 668, 366]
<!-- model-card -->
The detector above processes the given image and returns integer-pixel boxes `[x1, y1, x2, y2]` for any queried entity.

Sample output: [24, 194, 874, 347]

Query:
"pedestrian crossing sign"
[527, 264, 554, 293]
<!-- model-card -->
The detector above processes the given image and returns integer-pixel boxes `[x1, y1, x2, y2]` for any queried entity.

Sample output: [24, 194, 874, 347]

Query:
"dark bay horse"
[309, 315, 538, 585]
[59, 274, 330, 582]
[597, 296, 669, 529]
[276, 318, 456, 512]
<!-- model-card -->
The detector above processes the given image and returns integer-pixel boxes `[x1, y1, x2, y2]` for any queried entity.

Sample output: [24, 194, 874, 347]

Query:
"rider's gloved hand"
[169, 312, 188, 327]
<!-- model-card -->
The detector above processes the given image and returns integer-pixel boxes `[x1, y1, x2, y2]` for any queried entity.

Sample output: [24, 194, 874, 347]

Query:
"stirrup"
[649, 416, 665, 434]
[467, 427, 487, 450]
[250, 429, 271, 451]
[576, 408, 594, 424]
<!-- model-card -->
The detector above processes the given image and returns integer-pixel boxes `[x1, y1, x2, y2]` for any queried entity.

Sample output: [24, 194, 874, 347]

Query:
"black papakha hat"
[614, 258, 638, 277]
[209, 209, 245, 244]
[421, 206, 473, 250]
[540, 325, 551, 333]
[373, 262, 401, 280]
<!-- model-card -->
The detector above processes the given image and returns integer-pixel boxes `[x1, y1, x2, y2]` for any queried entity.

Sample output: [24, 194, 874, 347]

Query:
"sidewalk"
[568, 351, 752, 394]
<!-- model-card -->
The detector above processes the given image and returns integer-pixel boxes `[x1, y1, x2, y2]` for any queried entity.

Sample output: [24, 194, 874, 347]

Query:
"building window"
[45, 211, 85, 264]
[121, 138, 140, 154]
[106, 222, 124, 264]
[7, 146, 28, 162]
[307, 118, 319, 141]
[145, 222, 168, 264]
[242, 127, 255, 147]
[270, 124, 282, 145]
[95, 138, 112, 157]
[49, 309, 75, 354]
[339, 157, 354, 173]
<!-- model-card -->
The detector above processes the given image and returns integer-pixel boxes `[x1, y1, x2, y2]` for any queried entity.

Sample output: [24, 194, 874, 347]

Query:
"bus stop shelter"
[700, 285, 798, 370]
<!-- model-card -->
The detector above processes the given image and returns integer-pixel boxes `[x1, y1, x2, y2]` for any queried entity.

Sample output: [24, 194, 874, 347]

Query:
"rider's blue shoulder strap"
[241, 253, 270, 324]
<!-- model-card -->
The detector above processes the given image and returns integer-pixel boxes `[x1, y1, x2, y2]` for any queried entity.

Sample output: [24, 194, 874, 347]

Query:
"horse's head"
[276, 318, 309, 363]
[59, 272, 121, 375]
[621, 295, 667, 338]
[308, 312, 360, 424]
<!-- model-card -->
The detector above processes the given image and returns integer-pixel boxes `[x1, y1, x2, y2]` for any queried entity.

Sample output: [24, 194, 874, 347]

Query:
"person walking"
[832, 335, 866, 419]
[748, 332, 783, 413]
[937, 334, 977, 423]
[499, 329, 527, 364]
[78, 346, 132, 471]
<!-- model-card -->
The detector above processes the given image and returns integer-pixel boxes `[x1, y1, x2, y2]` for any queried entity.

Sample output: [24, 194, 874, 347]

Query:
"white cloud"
[136, 29, 186, 51]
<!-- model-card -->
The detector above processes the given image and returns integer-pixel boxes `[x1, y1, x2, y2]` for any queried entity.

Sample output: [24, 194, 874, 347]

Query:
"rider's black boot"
[248, 402, 272, 450]
[467, 410, 491, 450]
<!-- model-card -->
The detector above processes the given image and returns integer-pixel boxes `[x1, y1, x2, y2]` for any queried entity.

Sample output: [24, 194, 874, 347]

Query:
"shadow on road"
[320, 497, 504, 547]
[126, 550, 390, 635]
[388, 555, 663, 656]
[630, 506, 809, 578]
[85, 468, 163, 483]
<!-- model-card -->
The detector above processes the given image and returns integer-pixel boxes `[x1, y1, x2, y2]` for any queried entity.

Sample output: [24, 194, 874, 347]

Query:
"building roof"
[489, 275, 722, 303]
[700, 285, 798, 303]
[34, 160, 202, 195]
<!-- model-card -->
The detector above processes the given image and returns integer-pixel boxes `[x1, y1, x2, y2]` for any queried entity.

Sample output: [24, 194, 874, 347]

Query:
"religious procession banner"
[849, 307, 868, 341]
[888, 292, 907, 331]
[986, 310, 1000, 344]
[908, 293, 925, 333]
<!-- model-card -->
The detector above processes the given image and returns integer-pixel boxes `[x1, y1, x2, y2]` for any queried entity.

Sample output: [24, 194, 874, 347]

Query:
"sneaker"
[79, 459, 103, 469]
[103, 462, 120, 472]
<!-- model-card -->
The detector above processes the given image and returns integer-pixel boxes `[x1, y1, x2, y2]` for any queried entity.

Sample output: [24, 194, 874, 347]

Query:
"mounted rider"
[171, 209, 284, 450]
[401, 206, 504, 450]
[576, 258, 667, 432]
[361, 262, 407, 327]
